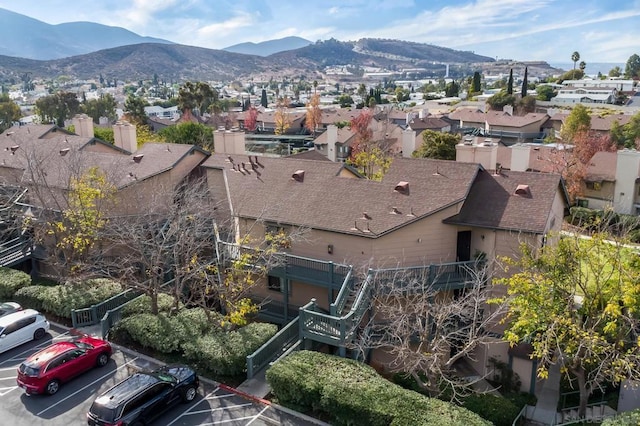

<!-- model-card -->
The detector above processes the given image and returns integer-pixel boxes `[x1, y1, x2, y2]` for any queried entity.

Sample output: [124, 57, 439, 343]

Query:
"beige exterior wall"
[489, 120, 544, 134]
[116, 172, 175, 216]
[583, 181, 615, 210]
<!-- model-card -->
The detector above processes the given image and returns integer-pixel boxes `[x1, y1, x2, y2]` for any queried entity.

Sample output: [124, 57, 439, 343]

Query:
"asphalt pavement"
[0, 323, 326, 426]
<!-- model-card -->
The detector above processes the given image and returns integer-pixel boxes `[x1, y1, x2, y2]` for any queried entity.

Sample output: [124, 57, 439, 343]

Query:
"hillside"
[0, 7, 171, 60]
[0, 38, 557, 83]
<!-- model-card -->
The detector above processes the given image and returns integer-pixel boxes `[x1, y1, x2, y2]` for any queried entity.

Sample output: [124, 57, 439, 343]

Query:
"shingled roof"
[584, 151, 616, 182]
[202, 154, 481, 237]
[444, 169, 564, 234]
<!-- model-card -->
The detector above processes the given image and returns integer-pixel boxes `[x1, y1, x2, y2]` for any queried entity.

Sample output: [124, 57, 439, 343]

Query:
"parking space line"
[36, 356, 139, 416]
[244, 405, 269, 425]
[164, 388, 222, 426]
[200, 416, 257, 425]
[0, 376, 16, 379]
[0, 332, 71, 365]
[0, 385, 18, 396]
[206, 394, 234, 400]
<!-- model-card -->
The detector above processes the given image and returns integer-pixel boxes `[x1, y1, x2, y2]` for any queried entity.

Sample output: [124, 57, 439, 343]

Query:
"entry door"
[456, 231, 471, 262]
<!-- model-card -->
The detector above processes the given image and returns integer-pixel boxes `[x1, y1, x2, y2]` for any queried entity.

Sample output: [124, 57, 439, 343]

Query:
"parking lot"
[0, 324, 321, 426]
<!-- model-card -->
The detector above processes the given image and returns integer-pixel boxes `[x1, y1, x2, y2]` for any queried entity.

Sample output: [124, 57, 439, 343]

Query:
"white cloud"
[196, 12, 256, 37]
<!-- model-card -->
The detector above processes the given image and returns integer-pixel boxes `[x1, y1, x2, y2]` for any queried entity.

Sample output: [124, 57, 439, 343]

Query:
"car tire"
[96, 352, 110, 367]
[45, 379, 60, 395]
[33, 328, 46, 340]
[182, 385, 197, 403]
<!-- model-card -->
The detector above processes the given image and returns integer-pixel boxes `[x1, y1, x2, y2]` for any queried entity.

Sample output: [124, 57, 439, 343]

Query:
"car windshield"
[154, 372, 178, 384]
[89, 402, 117, 422]
[75, 341, 94, 350]
[19, 363, 40, 377]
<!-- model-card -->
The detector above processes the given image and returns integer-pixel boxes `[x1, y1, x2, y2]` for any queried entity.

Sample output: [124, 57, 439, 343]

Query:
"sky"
[0, 0, 638, 64]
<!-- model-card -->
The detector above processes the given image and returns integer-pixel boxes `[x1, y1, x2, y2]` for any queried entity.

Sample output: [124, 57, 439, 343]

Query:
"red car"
[17, 335, 112, 395]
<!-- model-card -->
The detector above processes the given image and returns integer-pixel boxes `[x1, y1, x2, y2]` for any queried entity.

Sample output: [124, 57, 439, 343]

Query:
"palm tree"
[579, 61, 586, 72]
[571, 51, 580, 70]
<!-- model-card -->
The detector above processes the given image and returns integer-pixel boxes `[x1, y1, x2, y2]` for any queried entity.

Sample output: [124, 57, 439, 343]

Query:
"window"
[577, 199, 589, 208]
[267, 275, 282, 292]
[586, 181, 601, 191]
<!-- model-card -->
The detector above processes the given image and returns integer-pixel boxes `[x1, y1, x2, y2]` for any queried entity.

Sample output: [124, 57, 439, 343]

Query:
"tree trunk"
[150, 288, 159, 315]
[575, 366, 588, 419]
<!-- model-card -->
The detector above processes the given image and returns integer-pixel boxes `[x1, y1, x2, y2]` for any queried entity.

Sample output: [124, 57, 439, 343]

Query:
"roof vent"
[514, 184, 532, 197]
[362, 212, 372, 220]
[394, 181, 409, 195]
[10, 145, 19, 154]
[133, 154, 144, 163]
[59, 148, 70, 156]
[390, 206, 401, 215]
[292, 170, 305, 182]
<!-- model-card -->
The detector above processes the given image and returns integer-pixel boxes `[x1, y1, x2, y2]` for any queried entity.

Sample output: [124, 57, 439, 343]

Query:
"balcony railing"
[375, 260, 479, 293]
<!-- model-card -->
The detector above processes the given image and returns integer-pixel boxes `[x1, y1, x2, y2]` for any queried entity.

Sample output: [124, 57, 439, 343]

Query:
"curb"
[218, 383, 271, 405]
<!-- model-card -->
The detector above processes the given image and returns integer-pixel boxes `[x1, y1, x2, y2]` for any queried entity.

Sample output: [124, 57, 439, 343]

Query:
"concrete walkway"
[236, 366, 271, 399]
[529, 361, 561, 425]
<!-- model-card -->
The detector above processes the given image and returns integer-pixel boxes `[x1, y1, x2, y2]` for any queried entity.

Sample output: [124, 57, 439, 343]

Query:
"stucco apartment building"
[205, 133, 569, 393]
[0, 120, 568, 394]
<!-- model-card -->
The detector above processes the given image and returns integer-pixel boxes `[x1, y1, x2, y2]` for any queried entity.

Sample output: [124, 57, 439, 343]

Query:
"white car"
[0, 309, 49, 353]
[0, 302, 22, 317]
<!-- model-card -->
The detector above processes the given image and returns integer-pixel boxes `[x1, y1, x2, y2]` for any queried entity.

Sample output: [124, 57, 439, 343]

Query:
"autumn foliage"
[244, 106, 258, 132]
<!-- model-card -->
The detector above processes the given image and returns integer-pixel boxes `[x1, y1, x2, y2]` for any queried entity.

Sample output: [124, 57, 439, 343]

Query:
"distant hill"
[223, 36, 311, 56]
[0, 8, 172, 60]
[0, 38, 518, 83]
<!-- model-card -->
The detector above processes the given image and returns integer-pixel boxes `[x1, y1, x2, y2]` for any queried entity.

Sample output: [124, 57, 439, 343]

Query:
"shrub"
[114, 313, 186, 353]
[462, 394, 520, 426]
[602, 409, 640, 425]
[182, 322, 277, 376]
[14, 285, 47, 311]
[114, 308, 229, 354]
[13, 279, 122, 318]
[266, 351, 490, 426]
[121, 293, 177, 317]
[0, 267, 31, 299]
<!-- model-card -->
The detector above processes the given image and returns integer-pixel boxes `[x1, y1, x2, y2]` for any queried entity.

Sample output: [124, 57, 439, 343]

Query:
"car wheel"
[182, 385, 197, 402]
[45, 379, 60, 395]
[96, 352, 110, 367]
[33, 328, 46, 340]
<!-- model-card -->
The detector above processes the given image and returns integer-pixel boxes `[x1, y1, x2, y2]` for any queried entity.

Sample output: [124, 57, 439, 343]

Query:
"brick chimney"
[113, 121, 137, 153]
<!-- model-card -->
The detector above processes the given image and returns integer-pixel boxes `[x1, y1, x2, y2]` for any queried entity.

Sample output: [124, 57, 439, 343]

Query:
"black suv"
[86, 364, 199, 426]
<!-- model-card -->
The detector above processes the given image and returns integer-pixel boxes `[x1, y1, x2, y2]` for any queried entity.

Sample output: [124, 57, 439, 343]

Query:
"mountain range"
[0, 7, 558, 83]
[0, 8, 172, 60]
[223, 37, 312, 57]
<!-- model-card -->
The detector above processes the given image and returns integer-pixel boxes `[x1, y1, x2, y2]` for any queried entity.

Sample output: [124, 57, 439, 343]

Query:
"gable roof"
[202, 154, 481, 237]
[444, 169, 564, 234]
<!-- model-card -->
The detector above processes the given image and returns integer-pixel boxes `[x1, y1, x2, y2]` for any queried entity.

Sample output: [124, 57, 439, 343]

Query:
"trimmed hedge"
[182, 322, 277, 376]
[602, 410, 640, 425]
[121, 293, 178, 317]
[14, 279, 123, 318]
[266, 351, 491, 426]
[0, 267, 31, 299]
[113, 309, 277, 377]
[462, 394, 520, 426]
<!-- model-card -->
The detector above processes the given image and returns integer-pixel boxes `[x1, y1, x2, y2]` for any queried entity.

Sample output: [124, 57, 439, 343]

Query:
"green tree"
[486, 91, 515, 110]
[507, 69, 514, 95]
[158, 122, 214, 150]
[536, 85, 556, 101]
[35, 92, 81, 127]
[610, 111, 640, 149]
[124, 95, 149, 125]
[412, 130, 458, 160]
[260, 88, 268, 108]
[560, 104, 591, 141]
[94, 127, 114, 143]
[571, 51, 580, 70]
[516, 95, 536, 114]
[336, 94, 354, 108]
[178, 81, 218, 117]
[608, 66, 622, 77]
[521, 67, 528, 97]
[472, 71, 481, 94]
[624, 53, 640, 79]
[81, 93, 116, 124]
[497, 233, 640, 418]
[0, 93, 21, 132]
[444, 81, 459, 97]
[558, 69, 585, 83]
[579, 61, 587, 72]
